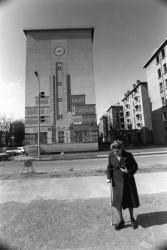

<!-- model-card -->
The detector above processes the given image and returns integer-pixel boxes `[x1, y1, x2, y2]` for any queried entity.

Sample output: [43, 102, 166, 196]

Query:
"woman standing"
[106, 140, 139, 230]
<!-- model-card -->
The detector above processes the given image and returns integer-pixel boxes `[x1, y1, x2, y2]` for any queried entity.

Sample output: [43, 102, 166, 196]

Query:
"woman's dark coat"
[107, 150, 140, 210]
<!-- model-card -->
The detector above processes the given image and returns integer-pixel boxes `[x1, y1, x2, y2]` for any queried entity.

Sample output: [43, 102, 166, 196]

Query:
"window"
[159, 82, 163, 93]
[25, 117, 38, 125]
[92, 131, 98, 142]
[156, 55, 159, 65]
[71, 95, 85, 105]
[74, 131, 82, 142]
[58, 98, 62, 102]
[158, 69, 161, 79]
[165, 79, 167, 89]
[58, 82, 62, 86]
[163, 112, 167, 121]
[165, 128, 167, 138]
[58, 131, 64, 143]
[161, 48, 165, 59]
[121, 124, 125, 130]
[163, 63, 167, 74]
[161, 97, 165, 106]
[56, 63, 63, 71]
[57, 114, 63, 120]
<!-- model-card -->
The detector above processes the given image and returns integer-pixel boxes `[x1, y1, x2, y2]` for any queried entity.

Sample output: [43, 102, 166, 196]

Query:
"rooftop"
[23, 26, 94, 34]
[122, 81, 147, 101]
[143, 38, 167, 68]
[107, 103, 123, 112]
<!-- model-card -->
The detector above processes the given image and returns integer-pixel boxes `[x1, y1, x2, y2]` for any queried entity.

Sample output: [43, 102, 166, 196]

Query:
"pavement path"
[0, 172, 167, 204]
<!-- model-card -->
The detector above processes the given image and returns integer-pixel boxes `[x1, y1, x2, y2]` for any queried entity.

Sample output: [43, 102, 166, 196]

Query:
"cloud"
[0, 79, 25, 120]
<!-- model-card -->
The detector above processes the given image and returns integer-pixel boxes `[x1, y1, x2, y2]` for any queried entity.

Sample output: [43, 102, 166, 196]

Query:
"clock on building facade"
[54, 46, 65, 56]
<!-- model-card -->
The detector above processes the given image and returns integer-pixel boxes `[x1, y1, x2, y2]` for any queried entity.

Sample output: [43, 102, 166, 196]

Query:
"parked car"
[0, 152, 9, 161]
[5, 147, 17, 157]
[15, 146, 25, 155]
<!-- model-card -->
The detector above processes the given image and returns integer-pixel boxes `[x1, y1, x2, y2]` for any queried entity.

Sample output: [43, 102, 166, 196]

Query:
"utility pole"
[34, 71, 40, 160]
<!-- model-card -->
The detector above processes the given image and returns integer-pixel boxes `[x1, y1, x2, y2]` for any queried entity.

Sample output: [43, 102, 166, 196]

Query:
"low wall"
[25, 142, 98, 155]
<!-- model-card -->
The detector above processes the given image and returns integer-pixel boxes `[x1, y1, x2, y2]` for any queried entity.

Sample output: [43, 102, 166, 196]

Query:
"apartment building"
[122, 80, 152, 145]
[24, 28, 98, 152]
[98, 115, 108, 143]
[106, 103, 125, 142]
[143, 38, 167, 145]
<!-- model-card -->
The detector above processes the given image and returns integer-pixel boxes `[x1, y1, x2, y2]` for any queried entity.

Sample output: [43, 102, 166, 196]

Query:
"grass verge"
[0, 193, 167, 250]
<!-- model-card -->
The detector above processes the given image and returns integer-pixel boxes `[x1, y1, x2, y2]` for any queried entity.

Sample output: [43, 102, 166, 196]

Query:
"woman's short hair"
[110, 140, 124, 151]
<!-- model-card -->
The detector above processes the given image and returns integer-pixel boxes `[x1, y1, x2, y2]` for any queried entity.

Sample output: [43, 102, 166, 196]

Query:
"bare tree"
[0, 115, 11, 132]
[10, 120, 25, 146]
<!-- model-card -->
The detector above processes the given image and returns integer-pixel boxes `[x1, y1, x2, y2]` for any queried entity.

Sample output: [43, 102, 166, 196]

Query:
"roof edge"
[106, 103, 123, 112]
[122, 81, 147, 102]
[143, 38, 167, 68]
[23, 26, 95, 42]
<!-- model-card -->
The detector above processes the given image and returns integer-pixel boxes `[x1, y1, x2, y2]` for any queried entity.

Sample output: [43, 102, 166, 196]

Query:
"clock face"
[54, 46, 65, 56]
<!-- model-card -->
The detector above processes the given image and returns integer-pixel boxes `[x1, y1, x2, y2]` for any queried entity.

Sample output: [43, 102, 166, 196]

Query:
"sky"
[0, 0, 167, 122]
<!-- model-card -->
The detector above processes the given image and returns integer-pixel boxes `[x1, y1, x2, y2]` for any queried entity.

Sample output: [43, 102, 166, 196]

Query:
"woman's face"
[113, 148, 122, 156]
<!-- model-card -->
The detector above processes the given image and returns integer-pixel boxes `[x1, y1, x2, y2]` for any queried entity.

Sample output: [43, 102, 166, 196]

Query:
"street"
[0, 153, 167, 177]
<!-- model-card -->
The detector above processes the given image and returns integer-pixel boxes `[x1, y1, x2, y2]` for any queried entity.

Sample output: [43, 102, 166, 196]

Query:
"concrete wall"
[140, 85, 152, 129]
[26, 142, 98, 155]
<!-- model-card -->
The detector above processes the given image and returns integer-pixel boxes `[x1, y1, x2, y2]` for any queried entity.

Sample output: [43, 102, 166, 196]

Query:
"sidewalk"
[1, 172, 167, 203]
[0, 172, 167, 250]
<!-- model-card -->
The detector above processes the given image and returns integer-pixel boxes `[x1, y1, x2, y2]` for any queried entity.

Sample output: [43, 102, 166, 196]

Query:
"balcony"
[136, 124, 142, 129]
[133, 91, 139, 98]
[125, 114, 130, 119]
[133, 95, 140, 102]
[125, 103, 130, 109]
[134, 101, 140, 107]
[135, 109, 141, 115]
[136, 119, 142, 126]
[135, 107, 142, 115]
[136, 119, 142, 124]
[124, 98, 130, 105]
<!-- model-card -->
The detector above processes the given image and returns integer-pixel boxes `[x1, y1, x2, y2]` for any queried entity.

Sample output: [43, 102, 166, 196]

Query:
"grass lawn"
[0, 193, 167, 250]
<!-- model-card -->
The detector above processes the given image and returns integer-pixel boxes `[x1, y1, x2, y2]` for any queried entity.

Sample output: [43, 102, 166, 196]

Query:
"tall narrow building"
[106, 103, 125, 142]
[122, 80, 152, 145]
[24, 28, 98, 152]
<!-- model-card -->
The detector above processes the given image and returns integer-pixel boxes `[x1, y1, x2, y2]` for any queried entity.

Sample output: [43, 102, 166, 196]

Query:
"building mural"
[24, 28, 98, 146]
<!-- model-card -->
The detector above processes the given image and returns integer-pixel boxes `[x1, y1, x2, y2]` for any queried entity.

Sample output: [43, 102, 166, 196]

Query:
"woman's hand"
[120, 167, 128, 173]
[106, 179, 111, 183]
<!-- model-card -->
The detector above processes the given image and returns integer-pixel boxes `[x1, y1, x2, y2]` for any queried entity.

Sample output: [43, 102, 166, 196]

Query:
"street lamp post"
[34, 71, 40, 160]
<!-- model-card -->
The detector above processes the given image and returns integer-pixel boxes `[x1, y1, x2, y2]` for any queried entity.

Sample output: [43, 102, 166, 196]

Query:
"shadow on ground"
[137, 211, 167, 228]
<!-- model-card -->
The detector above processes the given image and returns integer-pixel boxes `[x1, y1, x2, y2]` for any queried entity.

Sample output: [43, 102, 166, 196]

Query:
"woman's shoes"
[114, 219, 138, 230]
[115, 220, 125, 230]
[131, 219, 138, 229]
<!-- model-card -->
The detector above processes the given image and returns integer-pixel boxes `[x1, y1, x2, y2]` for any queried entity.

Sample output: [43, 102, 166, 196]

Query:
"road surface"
[0, 153, 167, 176]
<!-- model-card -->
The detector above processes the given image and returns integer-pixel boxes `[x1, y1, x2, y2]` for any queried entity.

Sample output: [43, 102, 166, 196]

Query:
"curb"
[13, 150, 167, 162]
[97, 150, 167, 158]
